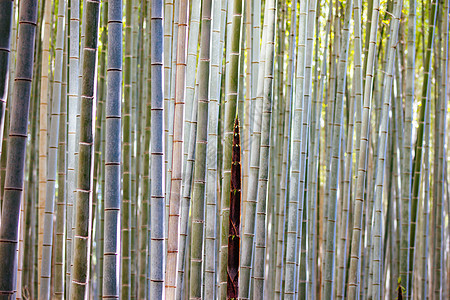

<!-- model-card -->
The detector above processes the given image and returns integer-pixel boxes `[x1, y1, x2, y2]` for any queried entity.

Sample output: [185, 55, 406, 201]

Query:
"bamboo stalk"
[54, 29, 67, 299]
[283, 0, 308, 297]
[149, 1, 165, 298]
[37, 0, 53, 290]
[165, 0, 189, 297]
[252, 0, 277, 297]
[204, 0, 224, 298]
[188, 2, 213, 295]
[0, 0, 14, 163]
[102, 0, 122, 298]
[218, 0, 243, 298]
[0, 0, 38, 295]
[39, 0, 67, 297]
[371, 2, 403, 298]
[69, 1, 100, 297]
[66, 0, 81, 292]
[346, 0, 381, 297]
[226, 118, 241, 299]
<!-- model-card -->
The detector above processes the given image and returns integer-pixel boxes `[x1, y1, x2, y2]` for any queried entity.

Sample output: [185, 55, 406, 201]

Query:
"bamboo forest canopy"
[0, 0, 449, 299]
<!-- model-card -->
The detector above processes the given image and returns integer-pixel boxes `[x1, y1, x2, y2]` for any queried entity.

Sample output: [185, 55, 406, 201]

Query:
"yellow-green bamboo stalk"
[121, 0, 133, 298]
[188, 0, 212, 296]
[69, 1, 100, 297]
[54, 31, 68, 299]
[430, 2, 449, 298]
[218, 0, 243, 298]
[138, 3, 151, 298]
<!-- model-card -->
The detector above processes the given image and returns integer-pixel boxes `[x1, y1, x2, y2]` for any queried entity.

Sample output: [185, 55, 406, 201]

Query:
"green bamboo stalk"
[284, 3, 309, 299]
[182, 0, 201, 174]
[175, 5, 202, 290]
[66, 0, 80, 292]
[239, 1, 268, 295]
[121, 0, 133, 298]
[138, 2, 151, 298]
[321, 12, 339, 290]
[188, 1, 212, 296]
[271, 9, 285, 297]
[409, 2, 438, 296]
[322, 0, 353, 297]
[149, 0, 165, 298]
[241, 0, 252, 234]
[346, 0, 381, 297]
[399, 0, 416, 294]
[218, 0, 243, 298]
[417, 74, 431, 300]
[69, 1, 100, 297]
[176, 34, 204, 298]
[166, 0, 180, 220]
[274, 1, 296, 296]
[102, 0, 122, 298]
[307, 4, 331, 297]
[129, 2, 139, 295]
[39, 0, 67, 297]
[204, 0, 224, 298]
[163, 0, 173, 207]
[165, 0, 189, 297]
[371, 2, 403, 298]
[282, 0, 308, 297]
[431, 14, 447, 300]
[336, 0, 363, 297]
[249, 0, 261, 136]
[176, 70, 198, 300]
[0, 0, 38, 295]
[252, 0, 277, 298]
[431, 2, 449, 298]
[54, 31, 67, 299]
[336, 66, 356, 300]
[296, 0, 317, 295]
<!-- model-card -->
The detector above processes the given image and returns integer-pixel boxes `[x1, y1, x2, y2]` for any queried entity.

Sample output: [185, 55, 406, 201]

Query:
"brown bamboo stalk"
[227, 117, 241, 299]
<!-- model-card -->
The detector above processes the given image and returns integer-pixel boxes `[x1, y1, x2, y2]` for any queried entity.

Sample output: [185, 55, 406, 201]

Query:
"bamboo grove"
[0, 0, 449, 298]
